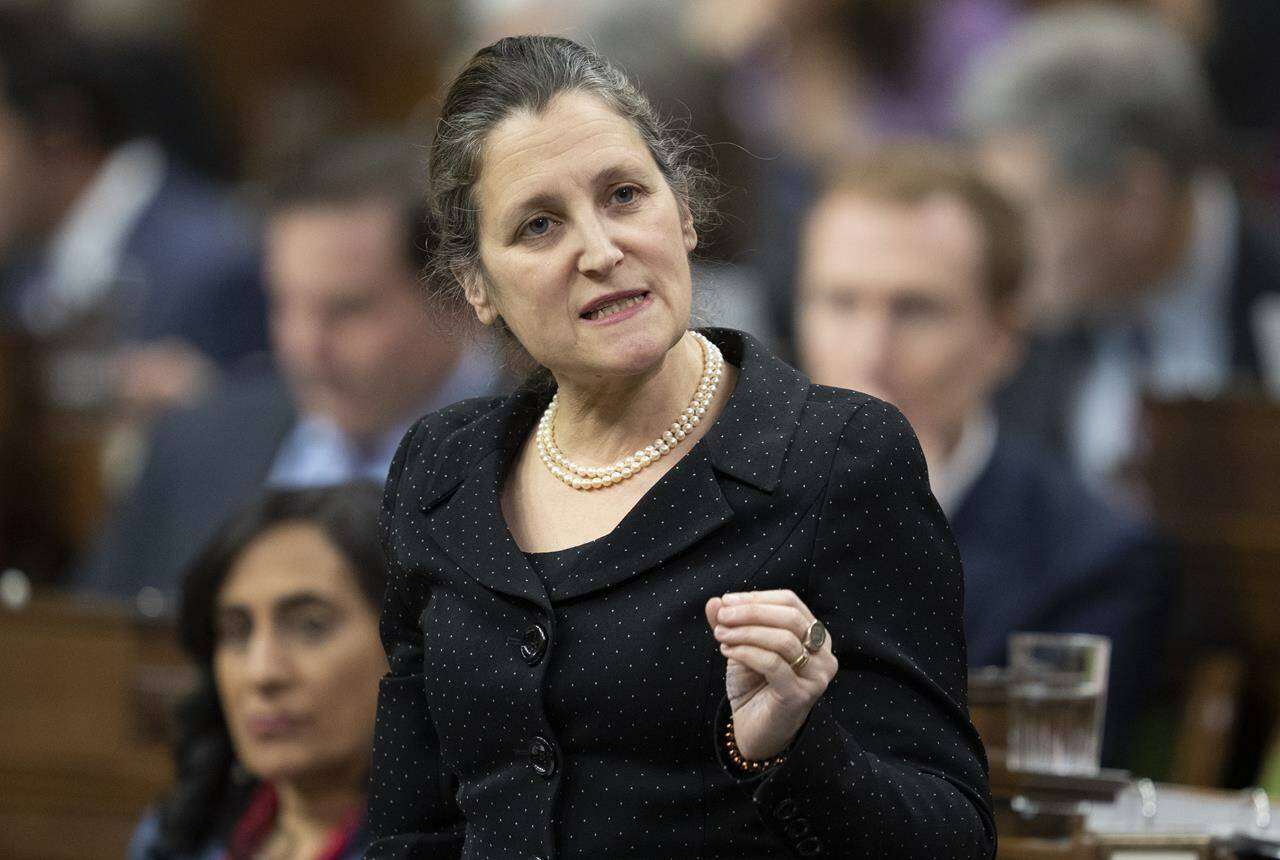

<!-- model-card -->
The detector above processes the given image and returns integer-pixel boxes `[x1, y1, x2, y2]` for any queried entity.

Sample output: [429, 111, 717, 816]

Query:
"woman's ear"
[459, 266, 499, 327]
[682, 211, 698, 254]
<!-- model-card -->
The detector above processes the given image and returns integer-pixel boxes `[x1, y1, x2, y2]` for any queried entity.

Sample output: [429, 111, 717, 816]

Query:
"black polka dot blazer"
[368, 328, 994, 859]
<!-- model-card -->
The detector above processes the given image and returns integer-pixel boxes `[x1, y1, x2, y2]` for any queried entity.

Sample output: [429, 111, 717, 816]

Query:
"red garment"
[224, 784, 362, 860]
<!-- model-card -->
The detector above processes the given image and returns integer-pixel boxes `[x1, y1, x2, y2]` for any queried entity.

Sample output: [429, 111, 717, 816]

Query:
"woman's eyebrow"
[273, 592, 333, 614]
[503, 190, 562, 226]
[594, 162, 648, 186]
[502, 162, 652, 226]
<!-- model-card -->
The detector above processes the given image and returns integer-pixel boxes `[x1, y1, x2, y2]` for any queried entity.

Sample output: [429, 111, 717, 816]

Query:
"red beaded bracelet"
[724, 718, 786, 774]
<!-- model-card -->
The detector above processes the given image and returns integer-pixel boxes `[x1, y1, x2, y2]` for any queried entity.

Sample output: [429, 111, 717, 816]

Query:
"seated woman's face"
[469, 90, 698, 383]
[212, 523, 387, 788]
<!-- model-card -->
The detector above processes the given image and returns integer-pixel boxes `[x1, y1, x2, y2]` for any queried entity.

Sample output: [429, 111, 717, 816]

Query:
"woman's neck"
[550, 331, 705, 466]
[269, 778, 362, 859]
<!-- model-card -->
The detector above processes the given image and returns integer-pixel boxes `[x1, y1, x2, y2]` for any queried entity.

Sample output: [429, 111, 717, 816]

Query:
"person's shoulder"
[803, 384, 916, 447]
[793, 385, 928, 492]
[804, 382, 880, 411]
[141, 161, 253, 239]
[381, 393, 522, 524]
[389, 393, 519, 478]
[149, 370, 293, 454]
[410, 394, 513, 447]
[989, 428, 1159, 562]
[716, 322, 908, 439]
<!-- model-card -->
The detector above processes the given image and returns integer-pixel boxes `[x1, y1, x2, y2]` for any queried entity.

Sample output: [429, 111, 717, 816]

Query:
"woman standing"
[370, 36, 993, 859]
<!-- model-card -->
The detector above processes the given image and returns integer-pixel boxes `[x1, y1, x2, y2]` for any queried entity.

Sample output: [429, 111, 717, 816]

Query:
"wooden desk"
[1140, 396, 1280, 786]
[999, 781, 1280, 859]
[0, 596, 191, 860]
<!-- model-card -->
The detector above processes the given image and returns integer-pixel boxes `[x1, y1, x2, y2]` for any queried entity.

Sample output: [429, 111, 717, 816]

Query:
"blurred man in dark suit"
[75, 135, 501, 609]
[794, 144, 1166, 765]
[0, 8, 266, 415]
[958, 6, 1280, 495]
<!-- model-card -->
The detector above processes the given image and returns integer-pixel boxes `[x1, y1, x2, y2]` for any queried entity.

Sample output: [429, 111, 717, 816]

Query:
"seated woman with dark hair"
[129, 482, 388, 860]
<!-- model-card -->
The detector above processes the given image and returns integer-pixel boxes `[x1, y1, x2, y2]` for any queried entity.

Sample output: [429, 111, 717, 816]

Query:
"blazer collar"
[697, 327, 811, 492]
[415, 328, 810, 604]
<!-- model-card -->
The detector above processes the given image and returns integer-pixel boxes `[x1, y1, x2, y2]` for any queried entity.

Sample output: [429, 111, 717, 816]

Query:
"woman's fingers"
[715, 623, 805, 661]
[714, 603, 812, 644]
[719, 643, 807, 697]
[721, 589, 809, 611]
[717, 623, 837, 681]
[704, 595, 723, 631]
[715, 591, 834, 659]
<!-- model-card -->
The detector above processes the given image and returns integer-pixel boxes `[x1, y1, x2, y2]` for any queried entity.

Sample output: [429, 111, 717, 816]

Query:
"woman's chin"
[594, 328, 685, 378]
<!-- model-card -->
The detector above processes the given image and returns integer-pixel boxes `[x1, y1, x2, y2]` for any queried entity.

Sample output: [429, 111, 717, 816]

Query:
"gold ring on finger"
[802, 619, 827, 654]
[789, 649, 810, 672]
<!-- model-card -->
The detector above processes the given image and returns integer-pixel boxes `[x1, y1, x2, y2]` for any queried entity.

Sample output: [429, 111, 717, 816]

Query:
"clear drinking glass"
[1007, 632, 1111, 775]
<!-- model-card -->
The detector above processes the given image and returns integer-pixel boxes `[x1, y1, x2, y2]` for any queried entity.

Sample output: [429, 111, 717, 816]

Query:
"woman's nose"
[244, 632, 292, 689]
[576, 216, 624, 278]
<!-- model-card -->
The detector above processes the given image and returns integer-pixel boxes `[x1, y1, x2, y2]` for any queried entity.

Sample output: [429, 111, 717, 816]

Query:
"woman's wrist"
[723, 717, 786, 775]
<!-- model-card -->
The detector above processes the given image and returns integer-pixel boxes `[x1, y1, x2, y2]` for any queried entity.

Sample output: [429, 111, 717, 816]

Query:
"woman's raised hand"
[704, 590, 837, 761]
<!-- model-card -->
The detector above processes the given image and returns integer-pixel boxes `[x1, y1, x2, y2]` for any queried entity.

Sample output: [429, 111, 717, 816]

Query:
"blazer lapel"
[416, 389, 552, 609]
[421, 446, 550, 608]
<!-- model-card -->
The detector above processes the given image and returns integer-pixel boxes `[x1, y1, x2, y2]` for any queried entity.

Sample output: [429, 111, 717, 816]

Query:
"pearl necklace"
[536, 331, 724, 491]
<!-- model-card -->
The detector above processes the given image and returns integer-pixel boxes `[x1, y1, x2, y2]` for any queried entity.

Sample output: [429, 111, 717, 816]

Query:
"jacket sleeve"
[717, 398, 996, 859]
[366, 419, 465, 859]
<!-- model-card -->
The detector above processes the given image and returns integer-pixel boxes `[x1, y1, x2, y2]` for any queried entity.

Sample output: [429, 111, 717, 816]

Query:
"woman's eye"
[612, 185, 639, 205]
[523, 217, 552, 238]
[281, 611, 338, 644]
[215, 618, 250, 647]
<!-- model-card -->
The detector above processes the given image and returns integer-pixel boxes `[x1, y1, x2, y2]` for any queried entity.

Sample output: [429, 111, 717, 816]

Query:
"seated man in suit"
[75, 134, 501, 609]
[957, 6, 1280, 495]
[793, 143, 1166, 766]
[0, 8, 266, 415]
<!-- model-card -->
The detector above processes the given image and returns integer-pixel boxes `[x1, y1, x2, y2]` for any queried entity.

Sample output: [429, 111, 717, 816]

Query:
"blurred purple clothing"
[727, 0, 1019, 147]
[871, 0, 1020, 136]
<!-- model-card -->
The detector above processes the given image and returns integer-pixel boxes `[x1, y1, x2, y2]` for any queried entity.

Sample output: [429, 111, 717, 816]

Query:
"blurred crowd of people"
[3, 0, 1280, 818]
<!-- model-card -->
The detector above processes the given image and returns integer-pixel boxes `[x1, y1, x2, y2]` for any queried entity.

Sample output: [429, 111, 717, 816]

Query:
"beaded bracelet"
[724, 718, 786, 774]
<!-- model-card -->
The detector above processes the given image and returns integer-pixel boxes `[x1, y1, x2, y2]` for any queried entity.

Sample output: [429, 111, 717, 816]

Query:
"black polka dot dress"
[367, 328, 995, 859]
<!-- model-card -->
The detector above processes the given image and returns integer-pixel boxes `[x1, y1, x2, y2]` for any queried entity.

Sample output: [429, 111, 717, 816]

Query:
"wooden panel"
[0, 598, 189, 860]
[1171, 652, 1246, 787]
[0, 334, 71, 582]
[1142, 397, 1280, 524]
[1140, 396, 1280, 788]
[190, 0, 454, 179]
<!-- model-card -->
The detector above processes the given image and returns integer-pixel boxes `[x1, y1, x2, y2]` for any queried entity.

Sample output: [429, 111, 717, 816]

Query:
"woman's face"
[468, 91, 698, 384]
[213, 523, 387, 791]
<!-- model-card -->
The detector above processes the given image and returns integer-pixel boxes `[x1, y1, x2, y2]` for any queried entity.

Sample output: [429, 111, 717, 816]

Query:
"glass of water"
[1007, 632, 1111, 775]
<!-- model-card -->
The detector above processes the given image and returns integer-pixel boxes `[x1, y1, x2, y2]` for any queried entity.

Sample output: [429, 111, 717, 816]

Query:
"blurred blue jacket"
[951, 427, 1168, 767]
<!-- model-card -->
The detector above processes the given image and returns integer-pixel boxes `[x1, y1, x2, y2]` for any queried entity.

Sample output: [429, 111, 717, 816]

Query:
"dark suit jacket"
[998, 214, 1280, 456]
[951, 429, 1166, 766]
[74, 372, 295, 601]
[1, 155, 267, 368]
[122, 160, 268, 366]
[370, 329, 994, 859]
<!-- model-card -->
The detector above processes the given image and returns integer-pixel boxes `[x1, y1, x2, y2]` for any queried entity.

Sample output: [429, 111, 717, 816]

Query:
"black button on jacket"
[368, 329, 995, 859]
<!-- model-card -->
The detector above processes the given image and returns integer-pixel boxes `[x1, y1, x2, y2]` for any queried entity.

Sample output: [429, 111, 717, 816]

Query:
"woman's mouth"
[581, 291, 650, 323]
[246, 713, 305, 740]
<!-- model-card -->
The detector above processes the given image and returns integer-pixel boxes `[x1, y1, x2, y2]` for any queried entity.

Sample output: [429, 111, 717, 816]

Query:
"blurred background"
[2, 0, 1279, 857]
